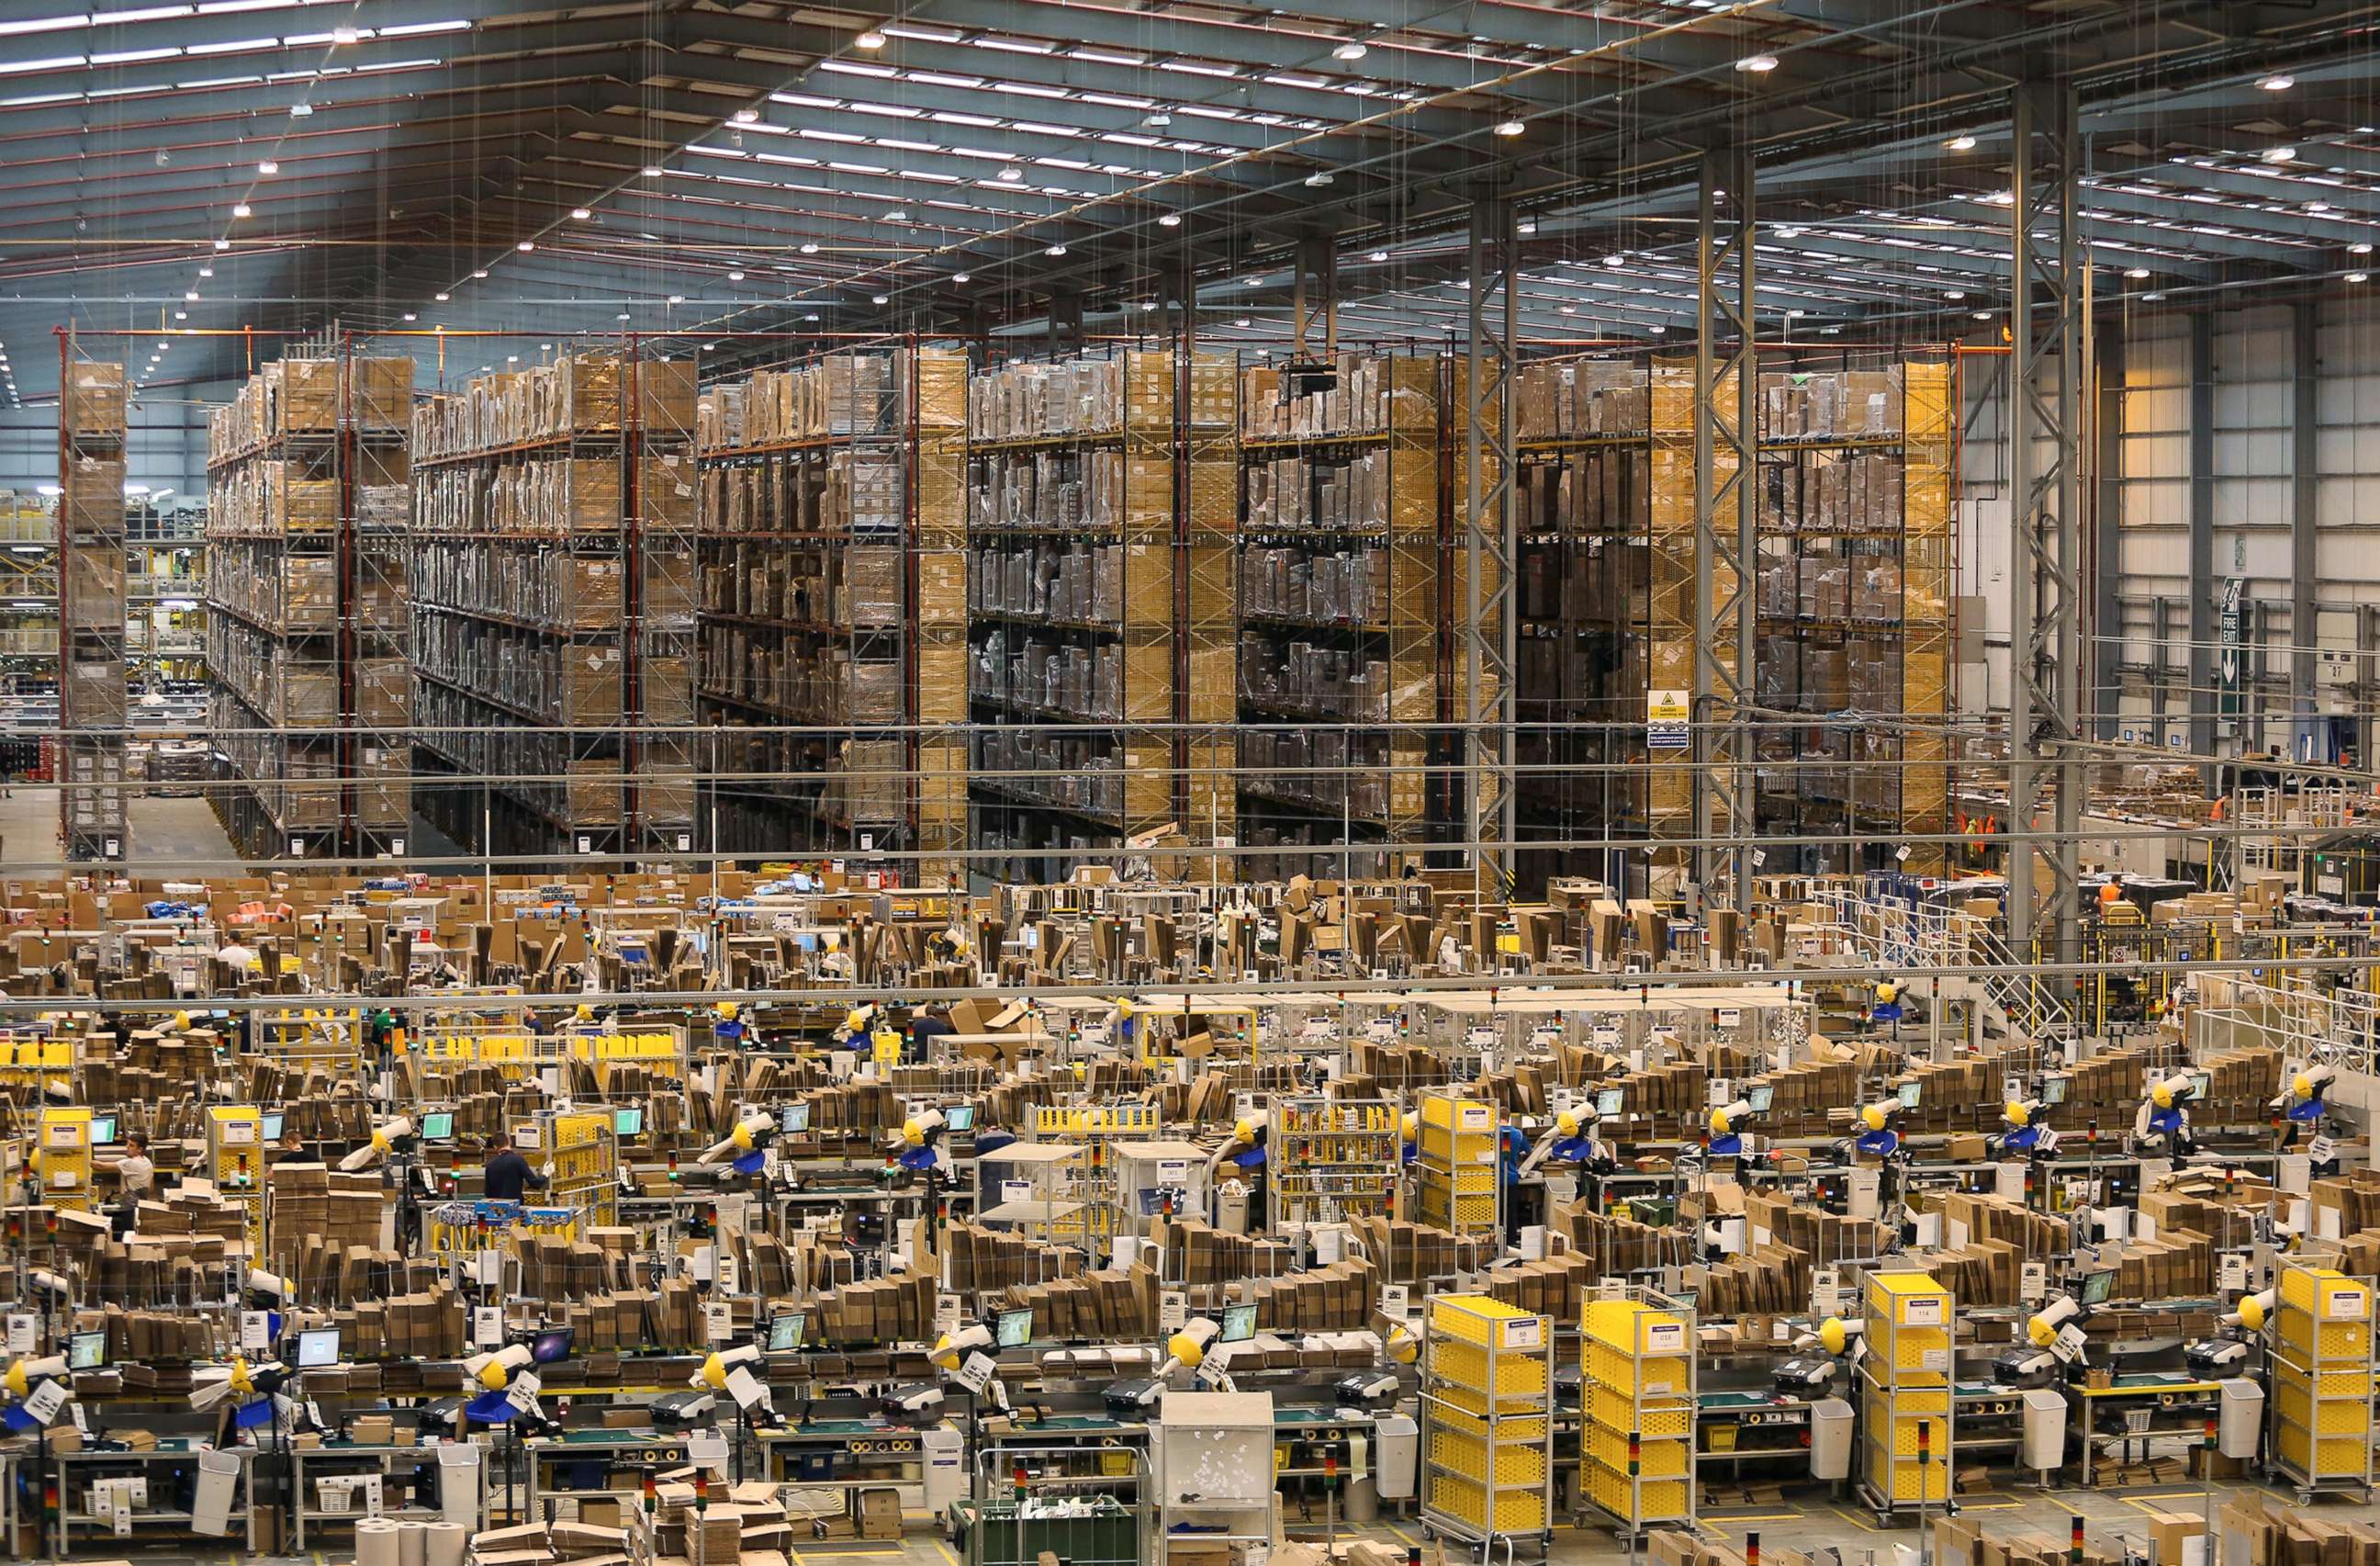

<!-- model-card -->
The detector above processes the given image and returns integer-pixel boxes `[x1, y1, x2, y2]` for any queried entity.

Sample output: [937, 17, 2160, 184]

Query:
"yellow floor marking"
[937, 1541, 961, 1566]
[1386, 1525, 1421, 1548]
[1828, 1505, 1889, 1535]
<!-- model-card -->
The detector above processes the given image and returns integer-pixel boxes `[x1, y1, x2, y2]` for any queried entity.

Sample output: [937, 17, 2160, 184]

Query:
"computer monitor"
[296, 1327, 341, 1369]
[2187, 1069, 2212, 1102]
[67, 1330, 108, 1370]
[995, 1308, 1035, 1348]
[1897, 1081, 1923, 1110]
[766, 1313, 806, 1353]
[613, 1107, 644, 1138]
[1743, 1083, 1775, 1114]
[794, 932, 818, 952]
[1594, 1087, 1625, 1119]
[261, 1111, 285, 1143]
[420, 1111, 455, 1142]
[2041, 1076, 2068, 1106]
[780, 1103, 811, 1133]
[529, 1326, 574, 1365]
[88, 1113, 117, 1145]
[2077, 1268, 2116, 1308]
[945, 1104, 975, 1132]
[1220, 1303, 1259, 1344]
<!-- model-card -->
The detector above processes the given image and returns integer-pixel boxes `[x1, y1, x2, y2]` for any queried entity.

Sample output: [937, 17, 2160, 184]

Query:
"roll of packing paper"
[426, 1520, 470, 1566]
[354, 1516, 405, 1566]
[399, 1517, 430, 1566]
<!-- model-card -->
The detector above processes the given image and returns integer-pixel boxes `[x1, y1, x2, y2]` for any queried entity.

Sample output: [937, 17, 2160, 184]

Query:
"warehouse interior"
[6, 3, 2380, 1566]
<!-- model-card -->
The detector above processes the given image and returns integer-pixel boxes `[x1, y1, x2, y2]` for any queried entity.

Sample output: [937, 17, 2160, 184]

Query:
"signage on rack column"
[2219, 576, 2243, 718]
[1648, 690, 1690, 750]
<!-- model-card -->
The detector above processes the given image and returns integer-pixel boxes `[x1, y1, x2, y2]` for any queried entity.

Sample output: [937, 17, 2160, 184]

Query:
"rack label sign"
[1903, 1296, 1946, 1326]
[1645, 1321, 1686, 1355]
[1647, 690, 1690, 750]
[1499, 1316, 1544, 1350]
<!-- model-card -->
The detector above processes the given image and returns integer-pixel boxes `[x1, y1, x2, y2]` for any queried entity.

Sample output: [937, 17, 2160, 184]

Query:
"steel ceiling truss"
[1692, 145, 1756, 917]
[2008, 80, 2086, 975]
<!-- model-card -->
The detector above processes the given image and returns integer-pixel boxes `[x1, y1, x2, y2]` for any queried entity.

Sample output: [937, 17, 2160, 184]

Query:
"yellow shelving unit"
[34, 1105, 95, 1211]
[1271, 1096, 1400, 1225]
[513, 1108, 620, 1234]
[1416, 1091, 1499, 1235]
[1580, 1288, 1696, 1533]
[1422, 1294, 1553, 1549]
[1857, 1269, 1952, 1518]
[2271, 1260, 2374, 1500]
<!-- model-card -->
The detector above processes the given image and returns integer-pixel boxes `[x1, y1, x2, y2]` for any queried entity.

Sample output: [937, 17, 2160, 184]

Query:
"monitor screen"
[88, 1113, 117, 1145]
[2041, 1076, 2068, 1106]
[420, 1111, 455, 1141]
[794, 932, 818, 952]
[296, 1327, 341, 1369]
[767, 1313, 806, 1352]
[2078, 1269, 2116, 1308]
[945, 1104, 975, 1132]
[780, 1103, 811, 1133]
[1897, 1081, 1922, 1109]
[995, 1308, 1035, 1348]
[613, 1107, 644, 1138]
[530, 1327, 574, 1365]
[1220, 1303, 1259, 1344]
[261, 1111, 285, 1143]
[1743, 1083, 1775, 1113]
[1594, 1087, 1624, 1119]
[67, 1330, 107, 1370]
[2187, 1069, 2211, 1102]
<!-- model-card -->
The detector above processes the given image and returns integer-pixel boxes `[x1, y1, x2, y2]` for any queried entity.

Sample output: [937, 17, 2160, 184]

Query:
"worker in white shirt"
[113, 1133, 154, 1236]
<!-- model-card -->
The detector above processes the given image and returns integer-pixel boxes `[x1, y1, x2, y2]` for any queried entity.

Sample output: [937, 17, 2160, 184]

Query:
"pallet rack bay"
[205, 354, 413, 857]
[964, 349, 1178, 881]
[61, 357, 129, 859]
[695, 346, 967, 866]
[409, 347, 696, 856]
[1234, 351, 1442, 878]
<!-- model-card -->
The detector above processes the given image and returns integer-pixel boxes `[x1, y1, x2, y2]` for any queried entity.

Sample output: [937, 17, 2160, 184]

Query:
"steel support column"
[1292, 232, 1337, 364]
[2007, 81, 2085, 973]
[2292, 301, 2318, 739]
[2187, 310, 2216, 766]
[1464, 197, 1519, 893]
[1047, 293, 1083, 357]
[2091, 319, 2125, 741]
[1691, 145, 1756, 914]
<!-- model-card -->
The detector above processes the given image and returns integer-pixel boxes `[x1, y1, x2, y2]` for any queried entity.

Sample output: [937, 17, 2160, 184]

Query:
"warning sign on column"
[1647, 690, 1690, 750]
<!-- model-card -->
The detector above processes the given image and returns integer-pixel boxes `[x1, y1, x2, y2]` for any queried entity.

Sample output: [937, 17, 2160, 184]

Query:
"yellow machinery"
[207, 1105, 268, 1245]
[33, 1106, 94, 1211]
[1416, 1091, 1499, 1234]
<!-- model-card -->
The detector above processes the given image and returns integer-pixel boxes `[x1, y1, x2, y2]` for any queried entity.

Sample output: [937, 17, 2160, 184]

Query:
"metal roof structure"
[2, 0, 2376, 401]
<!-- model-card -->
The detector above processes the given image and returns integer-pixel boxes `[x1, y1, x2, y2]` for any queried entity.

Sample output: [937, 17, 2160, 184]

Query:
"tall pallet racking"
[964, 349, 1176, 880]
[1510, 355, 1654, 889]
[410, 344, 694, 857]
[205, 352, 412, 857]
[60, 355, 129, 860]
[694, 345, 967, 865]
[1234, 350, 1441, 878]
[1421, 1293, 1554, 1553]
[0, 490, 61, 756]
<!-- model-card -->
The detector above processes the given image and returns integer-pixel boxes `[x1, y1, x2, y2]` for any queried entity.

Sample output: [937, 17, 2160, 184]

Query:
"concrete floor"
[0, 787, 241, 870]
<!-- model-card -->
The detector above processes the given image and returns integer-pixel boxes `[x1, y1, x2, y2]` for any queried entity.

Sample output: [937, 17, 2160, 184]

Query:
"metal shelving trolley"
[1422, 1293, 1554, 1560]
[1858, 1269, 1954, 1523]
[1417, 1091, 1500, 1236]
[1581, 1285, 1697, 1537]
[1271, 1095, 1401, 1225]
[2269, 1259, 2374, 1503]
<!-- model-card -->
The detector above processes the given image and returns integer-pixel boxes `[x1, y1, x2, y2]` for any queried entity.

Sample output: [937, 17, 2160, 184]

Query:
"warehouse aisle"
[0, 783, 59, 863]
[129, 794, 239, 863]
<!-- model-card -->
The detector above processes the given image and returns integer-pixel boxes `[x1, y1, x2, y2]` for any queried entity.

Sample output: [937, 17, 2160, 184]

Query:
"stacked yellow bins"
[516, 1110, 621, 1233]
[1858, 1271, 1953, 1515]
[1421, 1294, 1553, 1547]
[1417, 1091, 1499, 1234]
[33, 1106, 95, 1211]
[1581, 1291, 1695, 1529]
[2271, 1262, 2374, 1497]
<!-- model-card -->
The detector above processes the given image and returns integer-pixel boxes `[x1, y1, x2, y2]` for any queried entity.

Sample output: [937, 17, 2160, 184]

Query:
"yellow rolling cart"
[1857, 1269, 1952, 1522]
[2269, 1260, 2374, 1502]
[206, 1105, 268, 1246]
[33, 1106, 94, 1211]
[1580, 1287, 1696, 1534]
[1421, 1293, 1553, 1553]
[0, 1031, 74, 1099]
[1416, 1092, 1498, 1235]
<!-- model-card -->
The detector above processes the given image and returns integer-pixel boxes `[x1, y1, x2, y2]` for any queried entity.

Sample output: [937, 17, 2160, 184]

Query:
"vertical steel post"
[1692, 146, 1757, 914]
[1465, 197, 1519, 894]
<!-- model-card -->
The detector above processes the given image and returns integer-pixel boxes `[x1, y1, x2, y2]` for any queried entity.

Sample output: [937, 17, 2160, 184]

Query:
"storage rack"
[695, 346, 968, 865]
[1028, 1101, 1161, 1246]
[1416, 1090, 1499, 1235]
[1510, 355, 1654, 891]
[126, 500, 208, 686]
[0, 489, 61, 762]
[1421, 1292, 1554, 1554]
[964, 349, 1177, 881]
[1749, 354, 1957, 875]
[204, 351, 413, 857]
[2268, 1258, 2374, 1501]
[517, 1107, 622, 1233]
[59, 355, 129, 860]
[1856, 1267, 1953, 1522]
[409, 344, 695, 857]
[1269, 1095, 1401, 1225]
[1234, 350, 1441, 879]
[1580, 1285, 1696, 1536]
